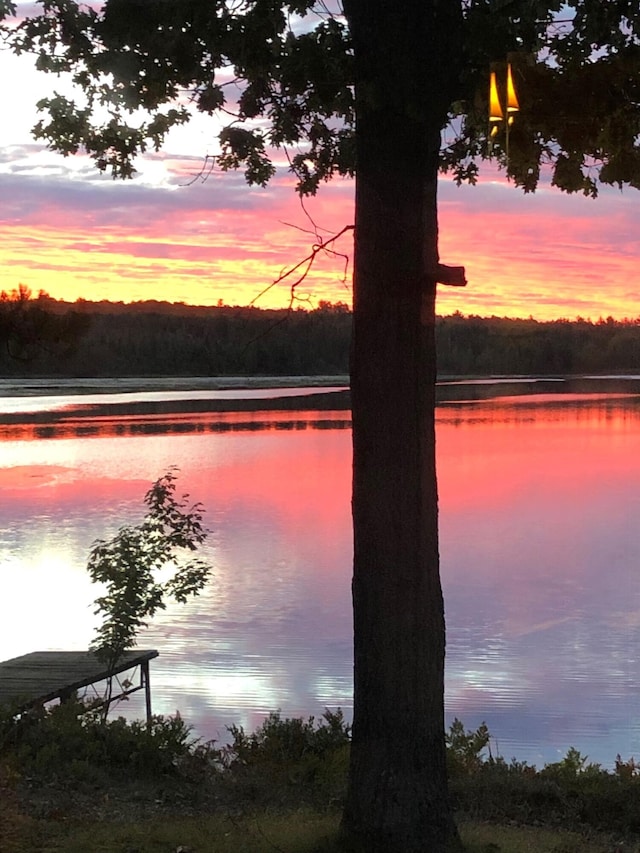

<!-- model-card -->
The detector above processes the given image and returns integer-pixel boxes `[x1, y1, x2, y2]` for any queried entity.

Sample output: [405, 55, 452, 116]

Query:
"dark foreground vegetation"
[2, 292, 640, 378]
[2, 701, 640, 852]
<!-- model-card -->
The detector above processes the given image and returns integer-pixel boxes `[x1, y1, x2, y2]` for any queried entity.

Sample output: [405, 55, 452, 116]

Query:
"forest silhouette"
[1, 293, 639, 378]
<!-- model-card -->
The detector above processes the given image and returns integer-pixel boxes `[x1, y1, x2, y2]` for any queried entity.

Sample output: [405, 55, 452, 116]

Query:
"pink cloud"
[1, 140, 639, 317]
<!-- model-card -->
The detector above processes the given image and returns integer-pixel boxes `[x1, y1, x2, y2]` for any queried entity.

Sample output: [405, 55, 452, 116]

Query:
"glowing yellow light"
[506, 63, 520, 113]
[489, 71, 503, 122]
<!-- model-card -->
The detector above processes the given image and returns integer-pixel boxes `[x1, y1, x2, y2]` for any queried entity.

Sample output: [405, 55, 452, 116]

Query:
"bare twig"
[180, 153, 216, 186]
[237, 218, 353, 357]
[249, 223, 354, 308]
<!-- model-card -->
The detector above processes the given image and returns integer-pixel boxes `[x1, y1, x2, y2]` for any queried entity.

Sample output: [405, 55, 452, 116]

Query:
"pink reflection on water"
[1, 392, 640, 766]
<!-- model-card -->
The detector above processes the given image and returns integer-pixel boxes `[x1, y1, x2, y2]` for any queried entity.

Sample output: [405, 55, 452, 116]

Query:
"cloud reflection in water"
[1, 385, 639, 767]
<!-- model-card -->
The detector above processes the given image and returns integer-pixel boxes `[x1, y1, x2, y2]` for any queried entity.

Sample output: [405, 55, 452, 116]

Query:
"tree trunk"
[341, 2, 462, 851]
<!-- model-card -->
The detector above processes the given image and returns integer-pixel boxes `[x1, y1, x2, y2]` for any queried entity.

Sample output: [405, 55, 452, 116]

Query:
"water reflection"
[1, 385, 639, 767]
[439, 393, 640, 765]
[0, 388, 351, 441]
[0, 413, 352, 442]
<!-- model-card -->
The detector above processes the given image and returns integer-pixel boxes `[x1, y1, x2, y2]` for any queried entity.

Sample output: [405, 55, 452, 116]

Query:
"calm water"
[1, 377, 640, 768]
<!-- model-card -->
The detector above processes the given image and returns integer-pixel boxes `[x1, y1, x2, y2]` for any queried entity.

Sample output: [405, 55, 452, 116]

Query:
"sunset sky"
[1, 15, 639, 320]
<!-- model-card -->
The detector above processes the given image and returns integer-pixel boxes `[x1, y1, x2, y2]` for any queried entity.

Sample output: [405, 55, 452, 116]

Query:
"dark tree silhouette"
[0, 286, 89, 362]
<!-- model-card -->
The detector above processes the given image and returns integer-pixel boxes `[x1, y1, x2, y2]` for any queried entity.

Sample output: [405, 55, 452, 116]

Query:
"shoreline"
[1, 371, 640, 399]
[0, 375, 350, 398]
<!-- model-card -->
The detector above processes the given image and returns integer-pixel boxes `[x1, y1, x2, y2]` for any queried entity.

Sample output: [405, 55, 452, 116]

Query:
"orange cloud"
[1, 147, 639, 318]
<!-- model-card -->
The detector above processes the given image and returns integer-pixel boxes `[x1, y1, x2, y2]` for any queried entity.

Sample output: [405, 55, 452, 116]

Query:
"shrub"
[223, 708, 350, 767]
[445, 718, 491, 777]
[0, 698, 210, 781]
[218, 709, 351, 808]
[87, 469, 211, 720]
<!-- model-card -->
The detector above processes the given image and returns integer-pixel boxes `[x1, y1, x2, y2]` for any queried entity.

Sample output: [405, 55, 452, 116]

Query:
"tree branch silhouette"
[239, 223, 354, 353]
[250, 223, 354, 308]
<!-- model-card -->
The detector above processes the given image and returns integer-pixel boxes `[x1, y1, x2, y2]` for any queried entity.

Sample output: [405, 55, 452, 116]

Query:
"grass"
[3, 809, 337, 853]
[460, 822, 639, 853]
[3, 810, 637, 853]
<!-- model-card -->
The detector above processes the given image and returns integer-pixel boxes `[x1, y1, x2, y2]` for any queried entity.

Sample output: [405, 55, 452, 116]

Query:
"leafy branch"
[87, 469, 212, 718]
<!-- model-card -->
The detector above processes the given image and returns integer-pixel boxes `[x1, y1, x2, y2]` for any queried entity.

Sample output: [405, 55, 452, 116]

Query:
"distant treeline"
[1, 292, 640, 377]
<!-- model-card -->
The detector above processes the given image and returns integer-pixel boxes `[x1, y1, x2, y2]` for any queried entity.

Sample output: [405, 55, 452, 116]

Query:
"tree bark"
[341, 2, 463, 851]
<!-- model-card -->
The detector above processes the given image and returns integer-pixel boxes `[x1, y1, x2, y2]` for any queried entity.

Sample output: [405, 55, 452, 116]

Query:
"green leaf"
[0, 0, 16, 20]
[88, 470, 211, 669]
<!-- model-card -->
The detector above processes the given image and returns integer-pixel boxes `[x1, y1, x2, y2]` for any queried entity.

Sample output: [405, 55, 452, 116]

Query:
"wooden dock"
[0, 649, 158, 721]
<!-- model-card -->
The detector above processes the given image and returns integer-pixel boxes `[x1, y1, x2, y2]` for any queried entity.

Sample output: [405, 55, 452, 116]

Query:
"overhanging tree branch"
[250, 223, 354, 307]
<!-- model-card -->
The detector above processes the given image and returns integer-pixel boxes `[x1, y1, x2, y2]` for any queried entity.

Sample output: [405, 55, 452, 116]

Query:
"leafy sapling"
[87, 469, 211, 718]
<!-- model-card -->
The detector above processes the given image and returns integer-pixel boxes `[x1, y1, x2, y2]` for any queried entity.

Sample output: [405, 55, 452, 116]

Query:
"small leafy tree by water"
[87, 469, 211, 717]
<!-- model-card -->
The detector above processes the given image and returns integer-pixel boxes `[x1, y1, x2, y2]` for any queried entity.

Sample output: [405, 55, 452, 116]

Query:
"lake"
[1, 376, 639, 769]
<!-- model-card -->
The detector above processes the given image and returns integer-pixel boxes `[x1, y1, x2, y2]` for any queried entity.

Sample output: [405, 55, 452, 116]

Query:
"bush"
[0, 698, 211, 781]
[451, 740, 640, 836]
[218, 709, 351, 808]
[446, 718, 491, 777]
[223, 708, 350, 767]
